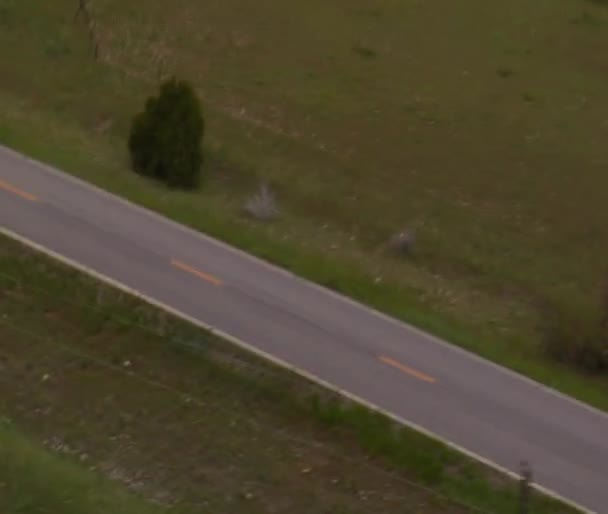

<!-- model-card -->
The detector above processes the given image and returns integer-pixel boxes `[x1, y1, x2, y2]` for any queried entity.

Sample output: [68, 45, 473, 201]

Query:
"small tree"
[128, 77, 204, 189]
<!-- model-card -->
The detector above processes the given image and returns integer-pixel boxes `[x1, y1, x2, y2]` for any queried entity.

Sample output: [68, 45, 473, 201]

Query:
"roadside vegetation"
[543, 283, 608, 373]
[0, 233, 576, 514]
[0, 423, 179, 514]
[0, 1, 606, 408]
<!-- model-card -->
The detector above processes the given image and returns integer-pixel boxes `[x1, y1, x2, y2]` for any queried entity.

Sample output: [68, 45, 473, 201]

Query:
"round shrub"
[128, 77, 204, 189]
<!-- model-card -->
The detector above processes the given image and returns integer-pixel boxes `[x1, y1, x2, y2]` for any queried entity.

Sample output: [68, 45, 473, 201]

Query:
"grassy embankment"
[0, 234, 578, 513]
[0, 1, 607, 407]
[0, 423, 181, 514]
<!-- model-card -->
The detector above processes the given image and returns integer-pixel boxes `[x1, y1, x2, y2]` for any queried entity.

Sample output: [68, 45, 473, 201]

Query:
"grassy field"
[0, 0, 607, 407]
[0, 235, 576, 513]
[0, 423, 181, 514]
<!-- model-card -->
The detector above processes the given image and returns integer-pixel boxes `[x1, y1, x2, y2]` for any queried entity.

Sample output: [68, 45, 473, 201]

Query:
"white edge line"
[0, 226, 595, 514]
[0, 143, 605, 423]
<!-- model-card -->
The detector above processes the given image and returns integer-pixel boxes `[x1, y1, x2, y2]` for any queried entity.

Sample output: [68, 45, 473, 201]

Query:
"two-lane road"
[1, 145, 606, 512]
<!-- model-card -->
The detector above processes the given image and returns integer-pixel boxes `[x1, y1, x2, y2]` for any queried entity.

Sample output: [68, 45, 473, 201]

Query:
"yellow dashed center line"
[379, 355, 437, 384]
[0, 179, 38, 202]
[171, 259, 223, 286]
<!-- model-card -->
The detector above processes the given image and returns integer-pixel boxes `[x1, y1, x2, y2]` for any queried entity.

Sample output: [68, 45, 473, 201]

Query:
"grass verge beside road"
[0, 233, 577, 513]
[0, 423, 179, 514]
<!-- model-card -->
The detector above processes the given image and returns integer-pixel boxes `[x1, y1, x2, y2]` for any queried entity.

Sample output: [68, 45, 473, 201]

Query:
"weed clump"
[543, 284, 608, 373]
[388, 228, 416, 255]
[243, 181, 280, 221]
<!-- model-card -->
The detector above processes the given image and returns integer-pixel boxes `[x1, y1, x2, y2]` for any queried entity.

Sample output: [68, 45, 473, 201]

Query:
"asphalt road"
[1, 145, 607, 512]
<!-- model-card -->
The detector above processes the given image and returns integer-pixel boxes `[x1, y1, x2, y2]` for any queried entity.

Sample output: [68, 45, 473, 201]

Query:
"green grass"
[0, 0, 606, 410]
[0, 422, 179, 514]
[0, 234, 577, 514]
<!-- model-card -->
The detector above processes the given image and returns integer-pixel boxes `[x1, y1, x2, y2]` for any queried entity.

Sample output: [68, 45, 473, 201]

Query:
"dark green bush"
[128, 77, 204, 189]
[543, 286, 608, 373]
